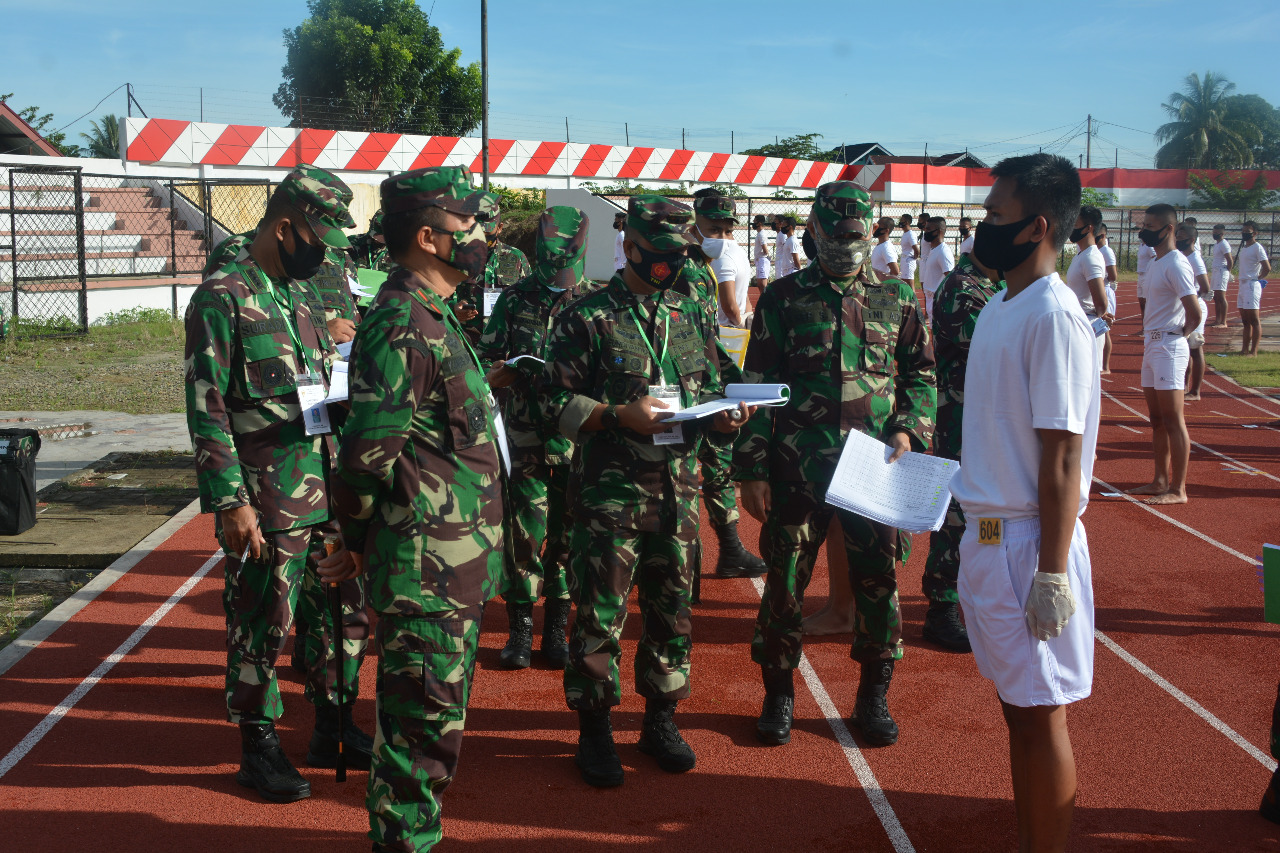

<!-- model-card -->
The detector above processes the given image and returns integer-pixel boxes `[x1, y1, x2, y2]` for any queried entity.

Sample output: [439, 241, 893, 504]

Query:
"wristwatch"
[601, 405, 620, 430]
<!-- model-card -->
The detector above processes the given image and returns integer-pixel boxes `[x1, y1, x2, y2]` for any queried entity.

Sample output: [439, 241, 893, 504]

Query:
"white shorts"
[1141, 334, 1190, 389]
[1238, 279, 1262, 311]
[958, 517, 1094, 708]
[924, 291, 935, 319]
[901, 260, 917, 281]
[1211, 269, 1230, 292]
[755, 257, 770, 279]
[1195, 297, 1207, 338]
[1105, 285, 1116, 317]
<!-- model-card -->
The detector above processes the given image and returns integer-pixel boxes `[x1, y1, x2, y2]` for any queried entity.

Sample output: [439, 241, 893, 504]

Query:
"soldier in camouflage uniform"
[922, 251, 1005, 653]
[449, 196, 532, 344]
[331, 166, 505, 853]
[184, 165, 374, 804]
[479, 206, 590, 670]
[736, 182, 936, 749]
[540, 194, 753, 788]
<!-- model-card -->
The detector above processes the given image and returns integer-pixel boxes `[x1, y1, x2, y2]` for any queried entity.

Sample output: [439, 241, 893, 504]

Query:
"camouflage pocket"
[377, 617, 470, 722]
[861, 326, 895, 375]
[443, 373, 489, 450]
[241, 333, 299, 398]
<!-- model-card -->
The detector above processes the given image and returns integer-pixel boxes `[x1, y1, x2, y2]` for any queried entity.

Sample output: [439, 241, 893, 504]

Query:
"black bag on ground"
[0, 428, 41, 536]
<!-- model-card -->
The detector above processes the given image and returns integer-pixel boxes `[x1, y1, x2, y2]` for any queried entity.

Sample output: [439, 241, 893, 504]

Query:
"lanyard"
[628, 297, 675, 385]
[254, 266, 312, 375]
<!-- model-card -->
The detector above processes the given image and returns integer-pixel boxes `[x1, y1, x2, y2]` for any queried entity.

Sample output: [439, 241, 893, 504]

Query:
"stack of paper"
[663, 383, 790, 423]
[323, 362, 349, 404]
[824, 428, 959, 533]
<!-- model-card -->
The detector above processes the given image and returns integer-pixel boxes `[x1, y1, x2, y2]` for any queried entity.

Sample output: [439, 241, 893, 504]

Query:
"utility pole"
[565, 117, 570, 144]
[480, 0, 490, 190]
[923, 142, 929, 212]
[682, 128, 686, 148]
[1086, 113, 1092, 169]
[731, 131, 734, 154]
[625, 122, 629, 146]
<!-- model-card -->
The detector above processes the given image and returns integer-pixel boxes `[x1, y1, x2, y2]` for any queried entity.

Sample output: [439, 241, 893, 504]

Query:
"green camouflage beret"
[380, 166, 488, 217]
[479, 191, 502, 235]
[627, 194, 694, 251]
[811, 181, 873, 239]
[693, 193, 739, 224]
[534, 205, 589, 288]
[274, 164, 355, 248]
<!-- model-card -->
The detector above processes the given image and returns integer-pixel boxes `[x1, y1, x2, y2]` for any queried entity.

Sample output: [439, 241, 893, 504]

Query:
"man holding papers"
[950, 153, 1100, 853]
[735, 182, 936, 749]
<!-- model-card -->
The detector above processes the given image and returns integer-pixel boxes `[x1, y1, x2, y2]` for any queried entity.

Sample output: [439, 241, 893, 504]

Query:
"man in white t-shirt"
[774, 216, 801, 279]
[1064, 205, 1112, 366]
[751, 214, 772, 289]
[920, 216, 954, 320]
[1125, 203, 1201, 506]
[870, 216, 901, 279]
[613, 212, 627, 272]
[1236, 220, 1271, 356]
[1136, 240, 1156, 321]
[952, 153, 1099, 853]
[1177, 222, 1210, 400]
[1209, 223, 1233, 328]
[898, 213, 919, 283]
[691, 192, 753, 328]
[1095, 224, 1119, 374]
[917, 212, 932, 271]
[957, 216, 975, 256]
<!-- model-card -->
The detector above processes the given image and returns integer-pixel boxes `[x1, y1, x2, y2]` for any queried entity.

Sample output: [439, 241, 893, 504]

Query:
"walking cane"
[324, 535, 346, 783]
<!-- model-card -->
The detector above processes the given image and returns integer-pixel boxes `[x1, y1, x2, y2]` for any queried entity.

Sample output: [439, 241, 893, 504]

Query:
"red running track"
[1, 282, 1278, 852]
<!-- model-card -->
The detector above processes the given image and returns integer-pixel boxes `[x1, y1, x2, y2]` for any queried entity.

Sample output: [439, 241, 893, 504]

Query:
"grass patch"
[1207, 352, 1280, 389]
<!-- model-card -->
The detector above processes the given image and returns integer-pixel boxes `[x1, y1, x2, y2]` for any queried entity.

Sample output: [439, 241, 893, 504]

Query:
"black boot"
[922, 601, 972, 653]
[1262, 766, 1280, 824]
[237, 721, 311, 803]
[541, 599, 571, 668]
[575, 708, 624, 788]
[637, 698, 696, 773]
[756, 667, 795, 745]
[498, 601, 533, 669]
[307, 702, 375, 771]
[714, 521, 768, 578]
[850, 659, 899, 746]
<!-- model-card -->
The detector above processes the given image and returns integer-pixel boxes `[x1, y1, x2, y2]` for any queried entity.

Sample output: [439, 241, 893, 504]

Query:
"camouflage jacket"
[931, 254, 1005, 461]
[679, 253, 743, 384]
[205, 230, 357, 324]
[450, 241, 531, 343]
[540, 274, 732, 533]
[333, 268, 504, 615]
[735, 263, 936, 483]
[184, 244, 336, 531]
[478, 275, 583, 465]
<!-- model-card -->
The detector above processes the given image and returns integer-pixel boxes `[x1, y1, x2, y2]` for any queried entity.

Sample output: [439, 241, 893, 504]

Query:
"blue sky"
[4, 0, 1279, 168]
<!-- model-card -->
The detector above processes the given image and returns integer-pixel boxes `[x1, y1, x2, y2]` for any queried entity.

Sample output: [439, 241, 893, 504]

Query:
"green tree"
[742, 133, 827, 160]
[1187, 171, 1279, 210]
[273, 0, 481, 135]
[1154, 72, 1260, 169]
[0, 93, 78, 156]
[1080, 187, 1118, 208]
[79, 114, 120, 159]
[1223, 93, 1280, 169]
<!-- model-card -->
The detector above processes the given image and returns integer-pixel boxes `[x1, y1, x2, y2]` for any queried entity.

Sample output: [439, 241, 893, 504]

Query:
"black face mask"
[1138, 225, 1168, 248]
[1175, 238, 1192, 252]
[801, 229, 817, 260]
[1242, 231, 1255, 243]
[278, 222, 327, 281]
[874, 228, 887, 238]
[959, 227, 970, 238]
[627, 242, 686, 291]
[972, 215, 1039, 275]
[1069, 226, 1089, 243]
[923, 229, 939, 243]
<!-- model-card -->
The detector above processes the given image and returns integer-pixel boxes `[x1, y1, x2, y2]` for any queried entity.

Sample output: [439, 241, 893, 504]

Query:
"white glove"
[1024, 572, 1077, 641]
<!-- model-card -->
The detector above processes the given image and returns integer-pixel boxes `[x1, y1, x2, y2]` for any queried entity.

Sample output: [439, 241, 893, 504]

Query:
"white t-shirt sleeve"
[1189, 251, 1207, 278]
[959, 235, 974, 255]
[1084, 249, 1105, 283]
[1027, 309, 1098, 434]
[1101, 245, 1116, 267]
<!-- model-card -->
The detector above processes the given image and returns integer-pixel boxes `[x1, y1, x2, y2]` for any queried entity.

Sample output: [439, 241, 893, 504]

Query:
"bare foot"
[1101, 368, 1112, 375]
[1145, 491, 1188, 505]
[1212, 323, 1229, 329]
[1185, 393, 1200, 401]
[803, 604, 855, 636]
[1125, 482, 1169, 496]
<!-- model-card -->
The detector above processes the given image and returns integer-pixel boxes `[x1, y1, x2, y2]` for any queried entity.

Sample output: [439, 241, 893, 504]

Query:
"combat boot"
[922, 601, 971, 653]
[1261, 766, 1280, 825]
[498, 601, 533, 669]
[756, 666, 795, 745]
[713, 521, 768, 578]
[637, 698, 696, 773]
[575, 708, 624, 788]
[850, 659, 899, 746]
[307, 702, 374, 770]
[540, 598, 571, 668]
[237, 721, 311, 803]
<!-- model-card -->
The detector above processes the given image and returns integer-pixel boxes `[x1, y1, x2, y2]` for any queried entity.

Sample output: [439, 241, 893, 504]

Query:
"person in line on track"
[479, 207, 591, 672]
[1125, 203, 1202, 506]
[1137, 234, 1156, 322]
[957, 216, 975, 256]
[738, 182, 935, 749]
[1064, 204, 1113, 369]
[898, 213, 919, 285]
[751, 213, 773, 291]
[540, 194, 753, 788]
[1095, 224, 1119, 375]
[331, 166, 507, 853]
[185, 166, 375, 805]
[920, 216, 954, 321]
[1209, 223, 1233, 328]
[614, 211, 628, 273]
[1177, 222, 1210, 401]
[952, 153, 1100, 853]
[1235, 221, 1270, 357]
[775, 215, 802, 279]
[870, 216, 901, 281]
[917, 212, 933, 274]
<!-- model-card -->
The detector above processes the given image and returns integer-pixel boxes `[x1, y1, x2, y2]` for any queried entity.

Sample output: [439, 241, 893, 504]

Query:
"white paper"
[322, 362, 349, 404]
[506, 354, 545, 367]
[663, 383, 790, 423]
[651, 389, 686, 446]
[483, 288, 502, 318]
[336, 341, 353, 359]
[825, 428, 959, 533]
[493, 410, 512, 475]
[1099, 492, 1124, 497]
[348, 283, 373, 297]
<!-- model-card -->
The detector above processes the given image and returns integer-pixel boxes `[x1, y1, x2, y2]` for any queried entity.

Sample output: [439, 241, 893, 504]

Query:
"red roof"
[0, 100, 63, 157]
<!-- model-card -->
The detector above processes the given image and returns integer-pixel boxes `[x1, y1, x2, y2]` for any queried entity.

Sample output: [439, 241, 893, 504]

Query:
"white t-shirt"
[713, 240, 753, 326]
[1211, 238, 1232, 271]
[1239, 241, 1270, 282]
[899, 230, 918, 268]
[1187, 249, 1208, 294]
[1136, 243, 1156, 298]
[1065, 244, 1106, 316]
[1099, 244, 1117, 279]
[951, 273, 1100, 521]
[777, 232, 801, 277]
[921, 241, 954, 294]
[753, 228, 771, 263]
[920, 238, 933, 266]
[958, 234, 975, 255]
[614, 230, 626, 270]
[1144, 250, 1196, 332]
[871, 240, 900, 276]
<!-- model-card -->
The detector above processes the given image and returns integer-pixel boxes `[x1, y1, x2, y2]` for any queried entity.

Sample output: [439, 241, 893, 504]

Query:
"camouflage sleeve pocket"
[443, 373, 489, 450]
[377, 619, 468, 722]
[861, 327, 894, 375]
[241, 334, 299, 398]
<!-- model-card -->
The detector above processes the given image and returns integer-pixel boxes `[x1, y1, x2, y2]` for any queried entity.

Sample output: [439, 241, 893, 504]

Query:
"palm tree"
[1155, 73, 1261, 169]
[79, 114, 121, 159]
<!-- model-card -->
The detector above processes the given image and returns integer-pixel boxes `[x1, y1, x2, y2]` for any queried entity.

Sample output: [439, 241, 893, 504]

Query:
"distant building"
[0, 101, 64, 157]
[829, 143, 987, 169]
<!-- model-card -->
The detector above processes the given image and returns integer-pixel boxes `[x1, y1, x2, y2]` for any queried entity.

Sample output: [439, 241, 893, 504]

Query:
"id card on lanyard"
[629, 299, 685, 446]
[261, 270, 331, 435]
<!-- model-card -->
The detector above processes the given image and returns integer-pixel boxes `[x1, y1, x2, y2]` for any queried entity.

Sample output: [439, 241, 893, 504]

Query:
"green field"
[1207, 352, 1280, 390]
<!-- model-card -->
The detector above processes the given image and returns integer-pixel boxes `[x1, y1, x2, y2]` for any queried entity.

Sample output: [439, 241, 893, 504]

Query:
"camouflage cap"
[811, 181, 873, 239]
[274, 164, 356, 249]
[479, 191, 502, 235]
[534, 205, 590, 288]
[693, 193, 739, 224]
[368, 208, 384, 243]
[380, 166, 488, 218]
[626, 194, 694, 251]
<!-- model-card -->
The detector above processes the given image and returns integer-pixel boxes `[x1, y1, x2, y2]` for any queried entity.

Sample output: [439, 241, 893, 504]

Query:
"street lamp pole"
[481, 0, 490, 190]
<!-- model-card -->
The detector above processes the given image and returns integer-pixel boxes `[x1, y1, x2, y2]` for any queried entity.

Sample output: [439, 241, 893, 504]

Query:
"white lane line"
[1092, 476, 1255, 564]
[1203, 376, 1280, 419]
[1101, 389, 1280, 484]
[1116, 424, 1142, 434]
[750, 578, 915, 853]
[0, 552, 221, 780]
[1210, 411, 1233, 419]
[1095, 631, 1277, 772]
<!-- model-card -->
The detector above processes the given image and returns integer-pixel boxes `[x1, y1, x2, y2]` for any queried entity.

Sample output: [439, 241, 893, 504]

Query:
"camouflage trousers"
[219, 519, 368, 723]
[501, 453, 571, 606]
[922, 497, 964, 604]
[367, 605, 483, 853]
[752, 480, 904, 669]
[564, 515, 697, 710]
[698, 437, 738, 529]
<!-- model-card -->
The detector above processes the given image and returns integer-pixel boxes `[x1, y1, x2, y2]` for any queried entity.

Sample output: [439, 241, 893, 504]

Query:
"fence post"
[8, 169, 17, 328]
[73, 170, 88, 333]
[169, 181, 178, 318]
